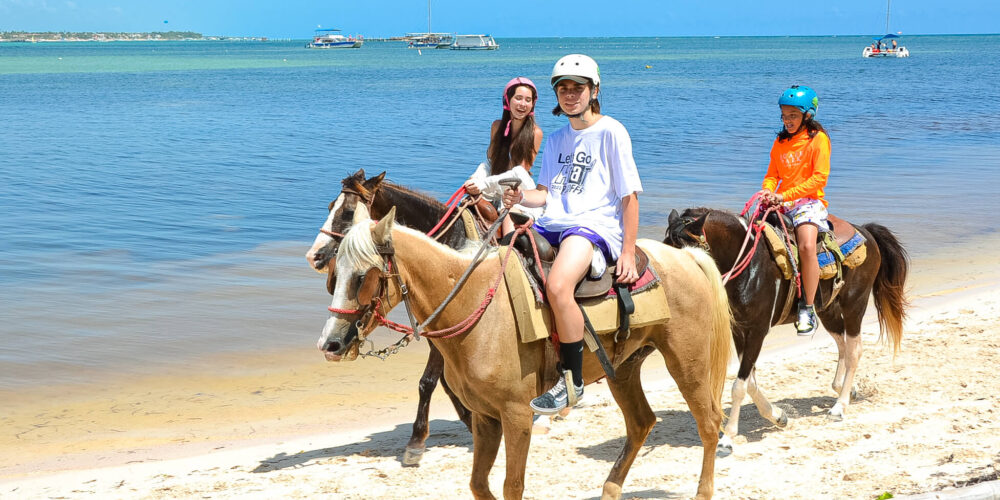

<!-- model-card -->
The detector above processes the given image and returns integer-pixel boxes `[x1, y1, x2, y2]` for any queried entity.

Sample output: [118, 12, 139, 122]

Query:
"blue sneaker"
[530, 377, 584, 415]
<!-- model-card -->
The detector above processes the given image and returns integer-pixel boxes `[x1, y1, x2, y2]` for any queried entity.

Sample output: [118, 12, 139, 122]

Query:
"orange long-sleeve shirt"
[761, 129, 830, 207]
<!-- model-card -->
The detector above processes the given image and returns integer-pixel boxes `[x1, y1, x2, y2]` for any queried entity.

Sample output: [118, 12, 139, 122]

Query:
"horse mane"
[340, 217, 484, 273]
[379, 181, 448, 214]
[339, 220, 385, 273]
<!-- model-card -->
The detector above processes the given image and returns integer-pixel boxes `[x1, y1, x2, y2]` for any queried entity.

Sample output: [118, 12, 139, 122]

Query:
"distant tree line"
[0, 31, 204, 41]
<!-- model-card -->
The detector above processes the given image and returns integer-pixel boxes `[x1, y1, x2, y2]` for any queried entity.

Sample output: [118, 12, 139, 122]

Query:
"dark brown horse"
[305, 169, 479, 465]
[665, 207, 908, 452]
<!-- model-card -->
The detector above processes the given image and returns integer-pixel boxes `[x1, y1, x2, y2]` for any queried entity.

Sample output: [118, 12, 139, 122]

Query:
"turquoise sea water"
[2, 36, 999, 389]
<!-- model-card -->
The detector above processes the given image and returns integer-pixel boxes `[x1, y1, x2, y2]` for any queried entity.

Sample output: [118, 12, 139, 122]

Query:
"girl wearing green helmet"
[502, 54, 643, 415]
[757, 85, 830, 336]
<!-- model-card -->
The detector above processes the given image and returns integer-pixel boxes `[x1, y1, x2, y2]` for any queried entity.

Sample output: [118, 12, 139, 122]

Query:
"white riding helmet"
[550, 54, 600, 88]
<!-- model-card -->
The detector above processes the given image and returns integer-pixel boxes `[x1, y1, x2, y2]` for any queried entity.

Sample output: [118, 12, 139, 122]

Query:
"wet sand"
[2, 233, 999, 498]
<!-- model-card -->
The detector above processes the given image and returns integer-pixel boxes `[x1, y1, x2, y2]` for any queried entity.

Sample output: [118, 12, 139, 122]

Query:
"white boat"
[405, 32, 453, 49]
[306, 29, 363, 49]
[450, 34, 499, 50]
[862, 0, 909, 58]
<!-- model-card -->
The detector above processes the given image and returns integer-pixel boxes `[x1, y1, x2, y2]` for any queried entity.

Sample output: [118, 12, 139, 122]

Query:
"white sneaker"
[795, 305, 818, 336]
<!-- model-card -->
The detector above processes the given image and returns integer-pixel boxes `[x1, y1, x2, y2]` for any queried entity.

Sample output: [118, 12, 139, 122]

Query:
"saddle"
[499, 213, 667, 346]
[759, 211, 868, 312]
[501, 213, 651, 299]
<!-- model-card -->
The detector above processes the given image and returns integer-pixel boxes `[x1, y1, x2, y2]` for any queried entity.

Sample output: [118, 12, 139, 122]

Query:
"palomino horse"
[318, 205, 733, 500]
[305, 169, 480, 465]
[664, 207, 908, 452]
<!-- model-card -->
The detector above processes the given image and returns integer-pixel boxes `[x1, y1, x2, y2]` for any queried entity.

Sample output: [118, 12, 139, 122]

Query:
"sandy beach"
[3, 234, 1000, 499]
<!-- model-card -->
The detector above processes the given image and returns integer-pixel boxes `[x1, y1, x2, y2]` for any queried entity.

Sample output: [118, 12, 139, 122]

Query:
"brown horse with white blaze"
[318, 205, 733, 500]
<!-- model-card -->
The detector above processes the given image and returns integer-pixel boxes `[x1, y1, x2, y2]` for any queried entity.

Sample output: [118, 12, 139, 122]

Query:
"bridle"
[319, 186, 377, 240]
[670, 216, 711, 253]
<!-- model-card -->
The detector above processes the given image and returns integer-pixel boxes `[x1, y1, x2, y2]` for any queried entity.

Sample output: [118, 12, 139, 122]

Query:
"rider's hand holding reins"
[502, 186, 523, 209]
[464, 179, 482, 196]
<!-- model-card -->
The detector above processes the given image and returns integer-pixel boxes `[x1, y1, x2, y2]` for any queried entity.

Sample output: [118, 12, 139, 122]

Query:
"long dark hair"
[488, 84, 538, 175]
[778, 115, 827, 141]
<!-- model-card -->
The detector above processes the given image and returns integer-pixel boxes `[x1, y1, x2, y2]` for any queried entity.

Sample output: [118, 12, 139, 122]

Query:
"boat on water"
[405, 32, 453, 49]
[306, 29, 363, 49]
[863, 33, 909, 58]
[450, 34, 499, 50]
[862, 0, 909, 58]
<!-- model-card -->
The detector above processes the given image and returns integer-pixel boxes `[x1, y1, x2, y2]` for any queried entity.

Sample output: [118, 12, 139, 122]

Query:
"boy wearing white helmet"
[503, 54, 643, 415]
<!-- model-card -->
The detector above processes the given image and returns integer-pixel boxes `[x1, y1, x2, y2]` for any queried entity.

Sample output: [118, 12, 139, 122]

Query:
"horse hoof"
[776, 411, 789, 428]
[828, 402, 845, 421]
[402, 447, 425, 467]
[850, 387, 859, 401]
[716, 435, 734, 457]
[827, 412, 844, 422]
[601, 481, 623, 500]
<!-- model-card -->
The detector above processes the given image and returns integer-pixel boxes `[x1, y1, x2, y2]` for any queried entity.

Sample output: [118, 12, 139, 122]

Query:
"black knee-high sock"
[559, 340, 584, 387]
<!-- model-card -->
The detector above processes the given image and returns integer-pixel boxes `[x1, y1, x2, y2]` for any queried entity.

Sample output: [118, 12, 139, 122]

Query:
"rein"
[328, 206, 526, 357]
[718, 194, 802, 297]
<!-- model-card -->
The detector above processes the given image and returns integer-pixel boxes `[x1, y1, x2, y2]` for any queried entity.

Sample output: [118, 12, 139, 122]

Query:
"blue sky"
[1, 0, 997, 38]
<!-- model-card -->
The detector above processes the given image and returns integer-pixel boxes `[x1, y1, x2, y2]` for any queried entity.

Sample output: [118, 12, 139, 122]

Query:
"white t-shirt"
[536, 116, 643, 260]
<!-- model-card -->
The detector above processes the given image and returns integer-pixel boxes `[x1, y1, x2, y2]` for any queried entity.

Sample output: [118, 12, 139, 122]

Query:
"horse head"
[664, 208, 710, 250]
[305, 169, 388, 277]
[317, 205, 399, 361]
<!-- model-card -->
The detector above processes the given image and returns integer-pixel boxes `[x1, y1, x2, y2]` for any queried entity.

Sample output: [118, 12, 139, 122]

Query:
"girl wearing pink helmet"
[503, 54, 643, 414]
[464, 77, 544, 236]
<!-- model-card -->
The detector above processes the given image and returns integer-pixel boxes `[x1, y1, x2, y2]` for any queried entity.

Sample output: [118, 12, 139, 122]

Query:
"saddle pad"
[499, 247, 671, 343]
[818, 230, 867, 279]
[761, 223, 867, 280]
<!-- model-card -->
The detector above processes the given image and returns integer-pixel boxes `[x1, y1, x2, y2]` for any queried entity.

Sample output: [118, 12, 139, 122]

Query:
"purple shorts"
[535, 225, 613, 261]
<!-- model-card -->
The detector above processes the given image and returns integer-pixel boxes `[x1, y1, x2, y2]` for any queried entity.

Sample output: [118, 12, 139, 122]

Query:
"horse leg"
[829, 331, 863, 421]
[469, 412, 502, 500]
[718, 376, 747, 454]
[403, 343, 469, 466]
[499, 407, 534, 500]
[745, 369, 787, 428]
[658, 345, 722, 500]
[601, 352, 656, 500]
[829, 330, 849, 395]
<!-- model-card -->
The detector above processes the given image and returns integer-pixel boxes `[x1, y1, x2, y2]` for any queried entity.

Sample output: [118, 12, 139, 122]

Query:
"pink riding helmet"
[502, 76, 537, 136]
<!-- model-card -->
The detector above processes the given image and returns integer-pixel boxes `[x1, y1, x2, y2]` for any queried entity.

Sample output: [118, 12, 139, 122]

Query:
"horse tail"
[683, 246, 733, 419]
[863, 223, 909, 356]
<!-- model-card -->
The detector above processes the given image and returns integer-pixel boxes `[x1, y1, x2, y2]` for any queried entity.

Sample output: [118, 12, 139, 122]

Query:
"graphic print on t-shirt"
[551, 151, 596, 195]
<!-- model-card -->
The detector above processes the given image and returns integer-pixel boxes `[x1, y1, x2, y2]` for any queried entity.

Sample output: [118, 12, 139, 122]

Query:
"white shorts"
[783, 198, 828, 230]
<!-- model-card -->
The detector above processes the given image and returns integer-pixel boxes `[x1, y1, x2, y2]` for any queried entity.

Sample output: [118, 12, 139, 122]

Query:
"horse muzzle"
[317, 319, 360, 362]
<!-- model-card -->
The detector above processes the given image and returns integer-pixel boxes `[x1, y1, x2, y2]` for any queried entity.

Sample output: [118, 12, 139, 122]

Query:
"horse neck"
[375, 185, 470, 248]
[373, 185, 446, 231]
[391, 228, 502, 333]
[702, 211, 750, 270]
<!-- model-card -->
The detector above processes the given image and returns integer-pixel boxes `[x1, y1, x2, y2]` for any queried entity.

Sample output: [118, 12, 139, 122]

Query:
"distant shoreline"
[0, 31, 267, 43]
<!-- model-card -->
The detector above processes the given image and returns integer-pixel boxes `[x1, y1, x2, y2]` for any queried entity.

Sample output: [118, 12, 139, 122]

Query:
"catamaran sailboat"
[862, 0, 909, 58]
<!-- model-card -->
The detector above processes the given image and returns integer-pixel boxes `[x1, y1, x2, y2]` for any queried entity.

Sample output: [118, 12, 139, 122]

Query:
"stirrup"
[564, 370, 578, 407]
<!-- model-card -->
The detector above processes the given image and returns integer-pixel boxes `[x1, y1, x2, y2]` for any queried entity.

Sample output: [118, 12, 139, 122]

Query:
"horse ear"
[690, 212, 709, 231]
[353, 168, 365, 178]
[668, 209, 679, 225]
[363, 171, 386, 190]
[352, 203, 370, 225]
[373, 206, 396, 245]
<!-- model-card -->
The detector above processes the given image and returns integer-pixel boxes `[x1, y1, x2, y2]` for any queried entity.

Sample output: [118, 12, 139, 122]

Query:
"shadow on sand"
[576, 393, 839, 464]
[252, 418, 470, 473]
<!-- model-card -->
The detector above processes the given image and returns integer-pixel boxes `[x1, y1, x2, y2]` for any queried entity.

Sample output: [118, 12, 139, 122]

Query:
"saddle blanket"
[761, 223, 868, 280]
[498, 247, 671, 343]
